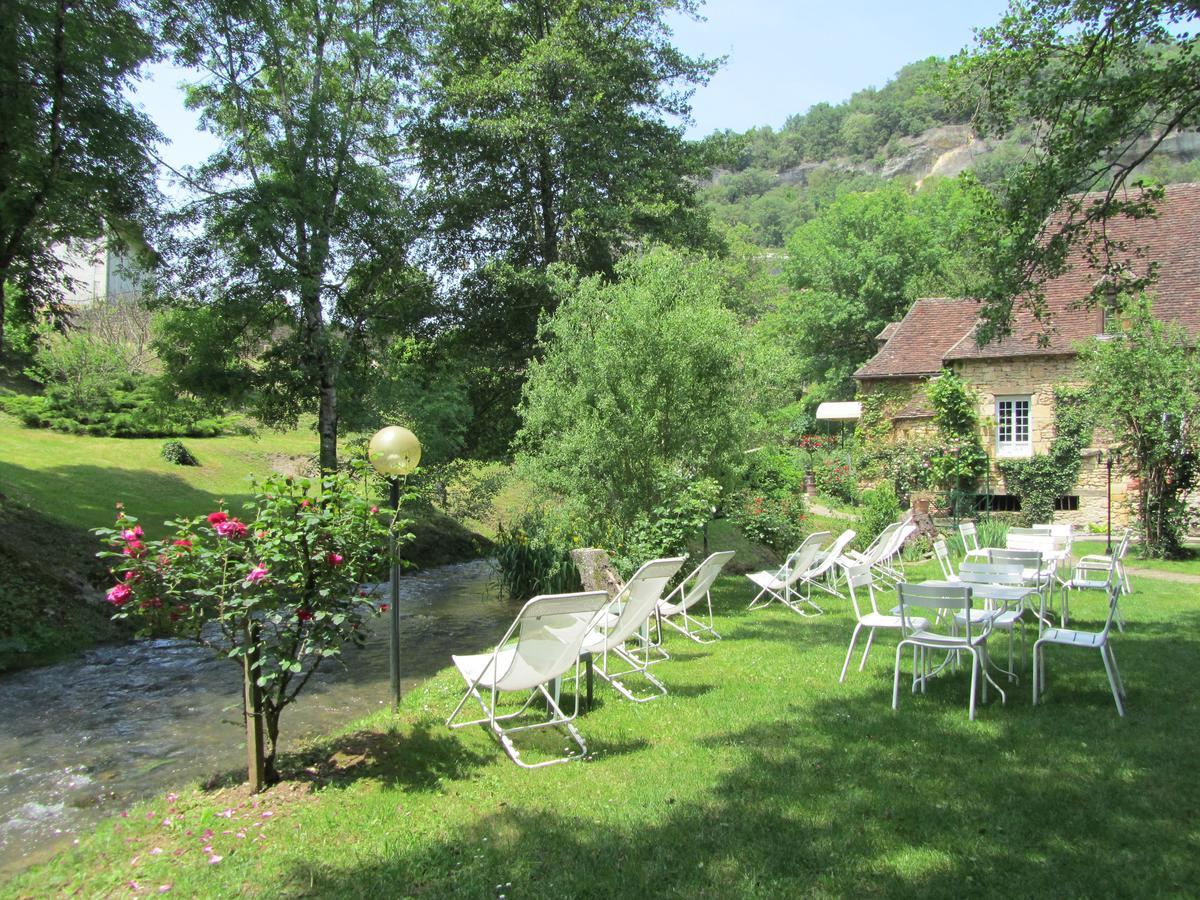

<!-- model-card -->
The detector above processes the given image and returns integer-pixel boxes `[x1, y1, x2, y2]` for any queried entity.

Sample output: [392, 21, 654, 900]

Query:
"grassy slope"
[0, 414, 487, 670]
[8, 559, 1197, 897]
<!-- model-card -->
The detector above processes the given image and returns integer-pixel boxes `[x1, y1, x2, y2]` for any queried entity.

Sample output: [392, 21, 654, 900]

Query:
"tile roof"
[853, 298, 982, 379]
[945, 181, 1200, 360]
[875, 322, 900, 342]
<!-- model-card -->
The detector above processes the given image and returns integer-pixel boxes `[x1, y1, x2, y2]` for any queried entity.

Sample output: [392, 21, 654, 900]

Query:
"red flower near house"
[207, 511, 229, 525]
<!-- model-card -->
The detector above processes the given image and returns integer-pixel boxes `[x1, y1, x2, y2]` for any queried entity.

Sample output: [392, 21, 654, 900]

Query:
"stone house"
[853, 181, 1200, 527]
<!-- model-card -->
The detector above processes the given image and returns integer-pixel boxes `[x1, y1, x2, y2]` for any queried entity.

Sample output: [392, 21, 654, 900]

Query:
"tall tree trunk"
[0, 278, 7, 358]
[537, 149, 558, 265]
[318, 362, 338, 473]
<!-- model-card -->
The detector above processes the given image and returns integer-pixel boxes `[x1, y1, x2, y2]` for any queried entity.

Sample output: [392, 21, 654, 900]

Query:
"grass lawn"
[8, 558, 1197, 897]
[0, 412, 318, 537]
[1074, 539, 1200, 576]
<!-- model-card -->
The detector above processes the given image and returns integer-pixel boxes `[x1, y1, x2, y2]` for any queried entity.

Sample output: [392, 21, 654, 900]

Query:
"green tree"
[1080, 300, 1200, 558]
[152, 0, 425, 471]
[775, 179, 996, 411]
[515, 246, 764, 533]
[947, 1, 1200, 342]
[416, 0, 721, 455]
[0, 0, 160, 356]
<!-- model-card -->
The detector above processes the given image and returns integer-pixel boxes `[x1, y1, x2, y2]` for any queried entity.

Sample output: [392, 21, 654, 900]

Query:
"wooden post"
[243, 621, 266, 792]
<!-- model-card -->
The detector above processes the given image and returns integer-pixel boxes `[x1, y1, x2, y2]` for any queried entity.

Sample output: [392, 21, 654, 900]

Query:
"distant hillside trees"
[766, 178, 997, 417]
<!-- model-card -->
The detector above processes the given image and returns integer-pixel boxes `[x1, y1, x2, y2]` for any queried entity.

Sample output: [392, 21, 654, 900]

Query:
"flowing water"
[0, 559, 510, 876]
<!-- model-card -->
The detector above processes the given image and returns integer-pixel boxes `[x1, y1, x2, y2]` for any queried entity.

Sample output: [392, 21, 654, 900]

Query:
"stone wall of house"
[953, 355, 1133, 528]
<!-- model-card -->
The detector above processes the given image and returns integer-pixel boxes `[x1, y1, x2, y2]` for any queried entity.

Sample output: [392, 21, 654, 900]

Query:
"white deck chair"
[838, 562, 928, 683]
[580, 556, 685, 702]
[746, 531, 831, 615]
[654, 550, 735, 645]
[875, 521, 917, 583]
[841, 522, 901, 576]
[1033, 577, 1126, 716]
[446, 590, 610, 769]
[795, 529, 857, 605]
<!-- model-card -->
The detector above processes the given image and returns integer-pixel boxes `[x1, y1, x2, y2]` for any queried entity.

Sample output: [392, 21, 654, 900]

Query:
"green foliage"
[94, 464, 399, 784]
[812, 457, 858, 504]
[154, 0, 426, 470]
[493, 508, 583, 601]
[1080, 300, 1200, 557]
[858, 481, 903, 546]
[997, 385, 1094, 526]
[516, 246, 760, 536]
[726, 491, 806, 556]
[773, 179, 998, 412]
[615, 477, 723, 576]
[925, 369, 989, 489]
[946, 2, 1200, 342]
[877, 438, 939, 503]
[946, 518, 1009, 558]
[0, 0, 159, 356]
[160, 440, 198, 467]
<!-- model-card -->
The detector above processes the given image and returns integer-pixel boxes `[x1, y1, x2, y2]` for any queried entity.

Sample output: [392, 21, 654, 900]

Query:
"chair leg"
[968, 648, 978, 721]
[859, 627, 876, 672]
[892, 642, 905, 712]
[1100, 644, 1126, 716]
[1105, 643, 1126, 698]
[840, 624, 862, 683]
[1032, 640, 1043, 705]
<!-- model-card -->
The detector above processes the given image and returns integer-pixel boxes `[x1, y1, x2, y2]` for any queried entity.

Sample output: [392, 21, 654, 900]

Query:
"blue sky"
[134, 0, 1011, 172]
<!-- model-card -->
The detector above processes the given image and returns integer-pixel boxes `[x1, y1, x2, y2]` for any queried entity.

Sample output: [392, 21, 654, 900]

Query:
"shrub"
[727, 490, 807, 554]
[858, 481, 902, 545]
[813, 457, 858, 504]
[493, 508, 583, 601]
[160, 439, 199, 466]
[614, 477, 722, 576]
[94, 463, 397, 786]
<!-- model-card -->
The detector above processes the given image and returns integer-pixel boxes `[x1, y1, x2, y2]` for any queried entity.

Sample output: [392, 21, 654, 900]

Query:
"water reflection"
[0, 559, 508, 875]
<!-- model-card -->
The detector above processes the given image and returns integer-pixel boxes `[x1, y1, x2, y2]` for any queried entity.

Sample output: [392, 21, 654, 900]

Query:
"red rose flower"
[207, 511, 229, 525]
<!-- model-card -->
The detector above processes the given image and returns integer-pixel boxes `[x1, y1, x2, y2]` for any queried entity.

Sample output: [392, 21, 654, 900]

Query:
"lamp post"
[368, 425, 421, 711]
[1105, 449, 1118, 556]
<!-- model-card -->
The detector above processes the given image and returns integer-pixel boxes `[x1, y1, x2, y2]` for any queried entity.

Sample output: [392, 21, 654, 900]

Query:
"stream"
[0, 558, 510, 876]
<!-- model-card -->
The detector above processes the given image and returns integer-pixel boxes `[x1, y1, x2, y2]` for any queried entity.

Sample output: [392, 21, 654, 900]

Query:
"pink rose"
[325, 552, 344, 567]
[173, 539, 193, 550]
[106, 584, 133, 606]
[120, 526, 144, 542]
[215, 519, 248, 539]
[123, 541, 147, 558]
[244, 564, 269, 585]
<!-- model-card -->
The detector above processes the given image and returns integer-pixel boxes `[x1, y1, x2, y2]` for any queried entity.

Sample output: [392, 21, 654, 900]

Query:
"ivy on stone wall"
[855, 386, 911, 480]
[997, 385, 1094, 525]
[925, 369, 990, 489]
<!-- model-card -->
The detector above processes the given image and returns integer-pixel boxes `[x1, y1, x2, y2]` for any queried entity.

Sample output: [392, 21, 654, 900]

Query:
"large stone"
[569, 548, 624, 600]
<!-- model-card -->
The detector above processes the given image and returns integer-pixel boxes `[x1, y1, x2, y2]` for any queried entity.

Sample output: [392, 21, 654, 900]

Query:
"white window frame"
[996, 395, 1032, 456]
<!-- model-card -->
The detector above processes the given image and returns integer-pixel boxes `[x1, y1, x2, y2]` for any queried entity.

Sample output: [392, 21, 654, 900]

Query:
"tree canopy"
[947, 0, 1200, 342]
[151, 0, 426, 471]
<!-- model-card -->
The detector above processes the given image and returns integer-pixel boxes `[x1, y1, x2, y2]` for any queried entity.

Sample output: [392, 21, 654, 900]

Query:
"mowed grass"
[1073, 539, 1200, 576]
[8, 558, 1198, 898]
[0, 413, 318, 536]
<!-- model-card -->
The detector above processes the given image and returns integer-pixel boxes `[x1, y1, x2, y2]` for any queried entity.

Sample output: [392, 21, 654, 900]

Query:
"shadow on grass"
[274, 604, 1200, 897]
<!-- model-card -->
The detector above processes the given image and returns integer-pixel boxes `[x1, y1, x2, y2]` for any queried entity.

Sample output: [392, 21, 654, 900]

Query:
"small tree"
[516, 246, 764, 538]
[1080, 300, 1200, 558]
[925, 369, 989, 497]
[96, 465, 402, 787]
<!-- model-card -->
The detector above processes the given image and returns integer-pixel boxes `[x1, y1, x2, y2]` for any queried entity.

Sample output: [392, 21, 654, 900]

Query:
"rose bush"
[95, 462, 405, 786]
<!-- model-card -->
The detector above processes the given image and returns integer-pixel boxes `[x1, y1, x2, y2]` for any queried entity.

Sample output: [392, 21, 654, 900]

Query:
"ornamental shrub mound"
[94, 463, 403, 786]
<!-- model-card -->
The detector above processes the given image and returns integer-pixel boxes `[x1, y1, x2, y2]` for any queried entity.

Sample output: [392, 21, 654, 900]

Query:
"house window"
[1054, 495, 1080, 511]
[974, 494, 1022, 513]
[996, 396, 1032, 454]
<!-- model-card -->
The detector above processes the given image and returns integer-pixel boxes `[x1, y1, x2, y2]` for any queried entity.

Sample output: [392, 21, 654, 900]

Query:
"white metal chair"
[446, 590, 611, 768]
[654, 550, 735, 645]
[893, 582, 1004, 720]
[958, 521, 990, 560]
[1078, 527, 1132, 596]
[956, 561, 1028, 679]
[746, 531, 831, 615]
[1033, 577, 1126, 716]
[1061, 553, 1124, 631]
[934, 538, 960, 582]
[989, 548, 1054, 623]
[580, 556, 685, 702]
[838, 562, 928, 683]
